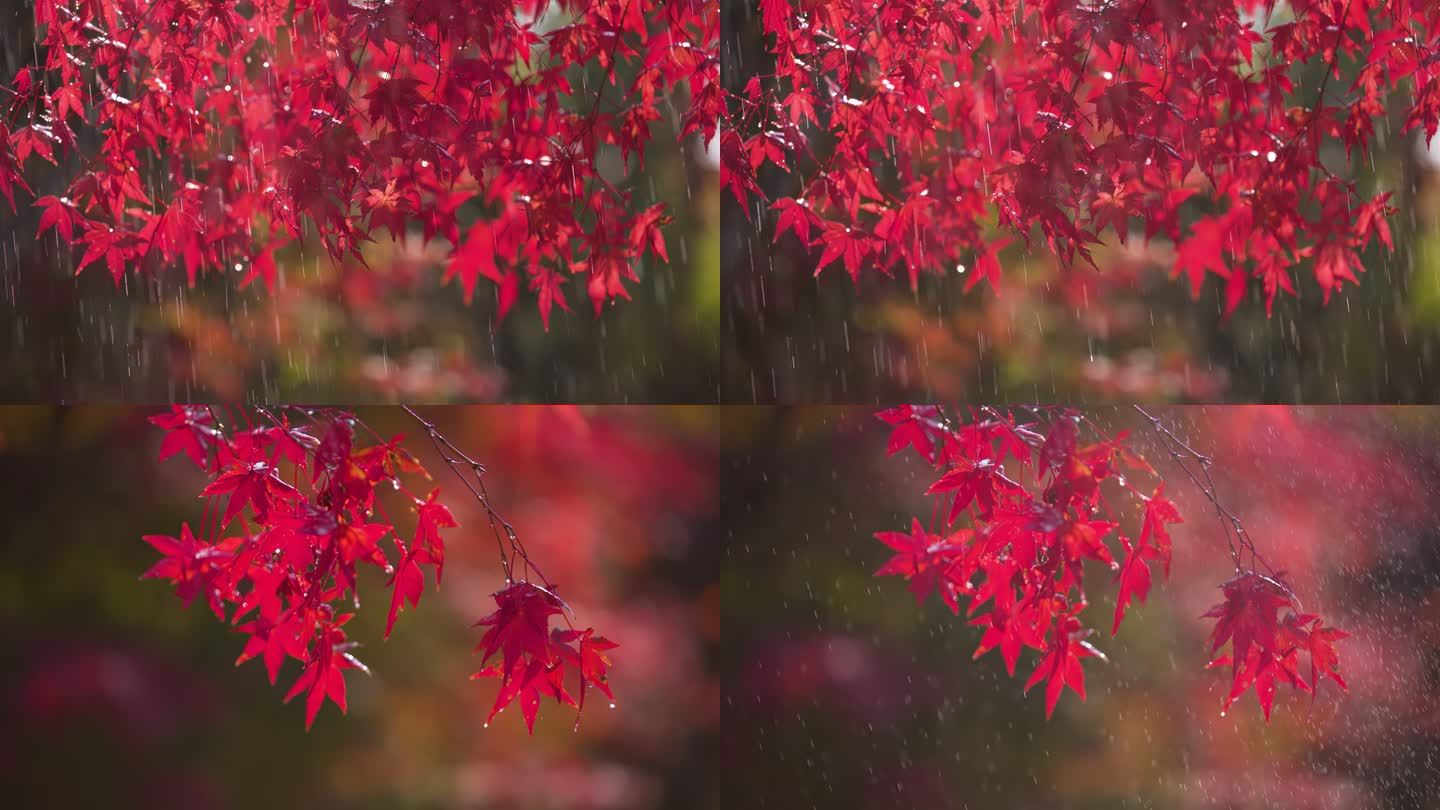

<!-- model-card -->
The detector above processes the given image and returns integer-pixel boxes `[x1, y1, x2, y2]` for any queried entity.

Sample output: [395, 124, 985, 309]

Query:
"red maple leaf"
[232, 564, 287, 623]
[1138, 484, 1182, 576]
[283, 622, 367, 730]
[1173, 215, 1233, 298]
[1311, 240, 1362, 303]
[627, 203, 671, 263]
[873, 519, 971, 611]
[412, 487, 457, 582]
[1023, 615, 1102, 719]
[472, 657, 576, 733]
[971, 600, 1049, 676]
[1305, 618, 1350, 693]
[1204, 573, 1293, 671]
[385, 546, 427, 639]
[363, 77, 426, 131]
[962, 238, 1013, 294]
[814, 223, 872, 281]
[141, 523, 238, 620]
[240, 245, 279, 292]
[76, 225, 140, 284]
[554, 627, 619, 721]
[35, 194, 80, 243]
[444, 220, 503, 306]
[149, 405, 220, 470]
[530, 268, 573, 331]
[203, 460, 300, 527]
[876, 404, 944, 463]
[771, 197, 814, 245]
[1111, 534, 1154, 635]
[473, 581, 566, 678]
[928, 457, 1023, 521]
[235, 612, 303, 686]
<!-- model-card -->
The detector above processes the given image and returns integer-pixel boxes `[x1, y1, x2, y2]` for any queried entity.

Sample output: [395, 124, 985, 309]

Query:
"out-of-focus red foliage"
[19, 643, 221, 741]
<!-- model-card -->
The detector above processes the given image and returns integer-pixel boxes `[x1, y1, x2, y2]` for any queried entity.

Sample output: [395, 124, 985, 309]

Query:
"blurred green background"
[722, 406, 1440, 809]
[0, 3, 719, 402]
[0, 405, 719, 809]
[721, 2, 1440, 403]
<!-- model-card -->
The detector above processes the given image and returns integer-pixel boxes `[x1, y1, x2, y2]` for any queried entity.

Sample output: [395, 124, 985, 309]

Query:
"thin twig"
[400, 406, 562, 599]
[1132, 405, 1281, 579]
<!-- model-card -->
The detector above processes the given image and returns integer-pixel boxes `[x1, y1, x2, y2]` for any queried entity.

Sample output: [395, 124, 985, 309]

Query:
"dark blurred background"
[0, 405, 720, 809]
[722, 406, 1440, 809]
[721, 2, 1440, 404]
[0, 3, 719, 403]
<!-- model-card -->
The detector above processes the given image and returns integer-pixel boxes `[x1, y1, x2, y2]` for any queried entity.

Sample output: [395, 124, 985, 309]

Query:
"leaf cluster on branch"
[874, 405, 1346, 719]
[144, 405, 614, 731]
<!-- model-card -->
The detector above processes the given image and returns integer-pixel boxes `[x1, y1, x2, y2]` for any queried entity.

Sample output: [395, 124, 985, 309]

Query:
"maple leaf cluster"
[875, 405, 1346, 719]
[729, 0, 1436, 314]
[1202, 571, 1348, 719]
[1, 0, 718, 328]
[143, 405, 614, 732]
[144, 405, 450, 728]
[471, 582, 617, 732]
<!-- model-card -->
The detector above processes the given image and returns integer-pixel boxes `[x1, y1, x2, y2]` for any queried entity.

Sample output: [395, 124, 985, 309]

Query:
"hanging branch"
[400, 405, 569, 612]
[142, 404, 617, 734]
[398, 406, 617, 733]
[1131, 405, 1287, 592]
[873, 404, 1348, 720]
